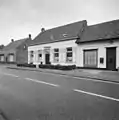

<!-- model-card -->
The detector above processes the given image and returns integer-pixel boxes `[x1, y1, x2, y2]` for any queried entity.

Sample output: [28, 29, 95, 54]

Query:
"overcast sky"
[0, 0, 119, 45]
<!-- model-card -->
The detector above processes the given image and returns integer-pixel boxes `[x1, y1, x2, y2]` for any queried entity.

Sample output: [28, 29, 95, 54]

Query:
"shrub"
[17, 63, 76, 70]
[39, 64, 76, 70]
[17, 63, 36, 68]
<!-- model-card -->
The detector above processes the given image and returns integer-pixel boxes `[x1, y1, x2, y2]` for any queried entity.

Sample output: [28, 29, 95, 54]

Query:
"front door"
[106, 47, 116, 70]
[45, 54, 50, 64]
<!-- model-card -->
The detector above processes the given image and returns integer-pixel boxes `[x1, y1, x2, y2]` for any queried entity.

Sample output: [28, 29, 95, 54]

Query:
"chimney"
[28, 34, 32, 40]
[11, 39, 14, 42]
[41, 28, 45, 33]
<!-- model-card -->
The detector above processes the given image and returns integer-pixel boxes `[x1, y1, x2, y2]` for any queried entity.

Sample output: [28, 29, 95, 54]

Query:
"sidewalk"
[6, 65, 119, 83]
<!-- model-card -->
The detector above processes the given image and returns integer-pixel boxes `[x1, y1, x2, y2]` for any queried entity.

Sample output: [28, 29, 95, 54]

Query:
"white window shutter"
[59, 48, 63, 62]
[62, 48, 66, 62]
[50, 49, 54, 63]
[73, 47, 77, 63]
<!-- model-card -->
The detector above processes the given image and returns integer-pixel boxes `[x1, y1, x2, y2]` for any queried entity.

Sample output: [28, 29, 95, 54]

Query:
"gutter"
[76, 36, 119, 44]
[29, 36, 79, 47]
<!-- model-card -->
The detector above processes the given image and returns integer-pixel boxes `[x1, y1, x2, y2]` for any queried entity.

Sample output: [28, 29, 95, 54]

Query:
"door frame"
[106, 47, 116, 70]
[45, 53, 50, 64]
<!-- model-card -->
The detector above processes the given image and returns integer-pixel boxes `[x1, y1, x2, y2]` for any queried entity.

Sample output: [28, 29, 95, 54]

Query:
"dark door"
[45, 54, 50, 64]
[6, 56, 8, 62]
[106, 47, 116, 70]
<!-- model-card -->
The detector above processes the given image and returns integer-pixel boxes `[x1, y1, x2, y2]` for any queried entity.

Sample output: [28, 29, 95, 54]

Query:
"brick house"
[0, 34, 32, 64]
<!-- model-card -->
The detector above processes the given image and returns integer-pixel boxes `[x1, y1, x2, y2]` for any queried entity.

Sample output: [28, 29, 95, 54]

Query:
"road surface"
[0, 66, 119, 120]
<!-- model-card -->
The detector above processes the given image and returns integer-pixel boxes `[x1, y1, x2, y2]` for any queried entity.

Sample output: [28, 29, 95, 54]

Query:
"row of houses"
[0, 34, 32, 64]
[1, 19, 119, 71]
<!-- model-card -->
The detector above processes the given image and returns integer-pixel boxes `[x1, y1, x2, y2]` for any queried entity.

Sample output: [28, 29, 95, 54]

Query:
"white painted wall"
[0, 56, 4, 62]
[9, 55, 14, 62]
[77, 40, 119, 69]
[28, 40, 77, 65]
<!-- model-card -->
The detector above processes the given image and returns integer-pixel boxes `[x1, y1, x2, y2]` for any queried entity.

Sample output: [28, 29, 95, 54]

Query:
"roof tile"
[29, 20, 87, 46]
[79, 19, 119, 43]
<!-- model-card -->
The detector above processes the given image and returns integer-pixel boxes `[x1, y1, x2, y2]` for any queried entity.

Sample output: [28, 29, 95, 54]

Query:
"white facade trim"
[77, 40, 119, 69]
[28, 40, 77, 66]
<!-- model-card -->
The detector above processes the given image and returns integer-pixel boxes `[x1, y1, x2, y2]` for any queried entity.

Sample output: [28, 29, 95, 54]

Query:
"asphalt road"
[0, 66, 119, 120]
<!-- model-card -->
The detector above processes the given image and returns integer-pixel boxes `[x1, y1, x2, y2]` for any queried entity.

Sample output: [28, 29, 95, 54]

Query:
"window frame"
[54, 48, 59, 62]
[38, 53, 42, 62]
[0, 55, 4, 62]
[30, 51, 34, 61]
[83, 49, 98, 68]
[66, 47, 73, 62]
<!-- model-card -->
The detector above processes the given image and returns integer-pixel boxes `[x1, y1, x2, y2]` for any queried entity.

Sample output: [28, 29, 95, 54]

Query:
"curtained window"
[84, 49, 97, 67]
[54, 48, 59, 62]
[66, 47, 73, 62]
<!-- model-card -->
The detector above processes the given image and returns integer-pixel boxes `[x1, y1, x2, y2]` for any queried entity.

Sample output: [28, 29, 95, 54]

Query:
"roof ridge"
[13, 37, 28, 42]
[2, 37, 28, 51]
[42, 20, 87, 32]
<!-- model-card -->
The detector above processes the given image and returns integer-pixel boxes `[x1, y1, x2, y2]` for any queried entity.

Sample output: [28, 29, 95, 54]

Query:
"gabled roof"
[1, 38, 28, 52]
[29, 20, 87, 46]
[78, 19, 119, 43]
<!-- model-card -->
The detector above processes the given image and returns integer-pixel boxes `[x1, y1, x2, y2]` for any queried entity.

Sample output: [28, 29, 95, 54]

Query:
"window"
[39, 54, 42, 57]
[38, 53, 42, 61]
[30, 51, 34, 61]
[0, 55, 4, 62]
[54, 48, 59, 62]
[84, 49, 97, 67]
[9, 54, 14, 62]
[66, 47, 73, 62]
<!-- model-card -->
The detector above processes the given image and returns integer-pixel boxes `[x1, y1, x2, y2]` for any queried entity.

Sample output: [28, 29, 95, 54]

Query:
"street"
[0, 66, 119, 120]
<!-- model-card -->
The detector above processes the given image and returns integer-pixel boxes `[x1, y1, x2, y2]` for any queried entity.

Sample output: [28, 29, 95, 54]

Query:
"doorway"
[45, 54, 50, 64]
[106, 47, 116, 70]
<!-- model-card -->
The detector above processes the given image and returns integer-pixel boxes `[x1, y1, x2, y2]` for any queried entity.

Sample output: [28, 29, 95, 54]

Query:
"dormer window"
[63, 34, 67, 37]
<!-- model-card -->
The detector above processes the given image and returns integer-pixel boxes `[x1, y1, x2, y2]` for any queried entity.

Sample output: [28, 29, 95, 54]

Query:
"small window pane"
[54, 49, 59, 52]
[31, 51, 34, 54]
[38, 54, 42, 57]
[54, 48, 59, 62]
[54, 53, 59, 57]
[67, 52, 72, 57]
[67, 47, 72, 51]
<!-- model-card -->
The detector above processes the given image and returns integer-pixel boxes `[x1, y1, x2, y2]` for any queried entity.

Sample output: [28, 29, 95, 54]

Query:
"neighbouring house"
[0, 34, 32, 64]
[76, 19, 119, 71]
[28, 20, 87, 66]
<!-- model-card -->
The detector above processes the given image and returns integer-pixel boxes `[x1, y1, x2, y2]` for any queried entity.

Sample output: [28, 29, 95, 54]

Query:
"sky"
[0, 0, 119, 45]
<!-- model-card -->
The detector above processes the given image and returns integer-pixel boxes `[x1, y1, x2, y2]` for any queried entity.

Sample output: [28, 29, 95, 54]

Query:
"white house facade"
[77, 40, 119, 70]
[76, 19, 119, 70]
[28, 39, 78, 66]
[28, 19, 119, 71]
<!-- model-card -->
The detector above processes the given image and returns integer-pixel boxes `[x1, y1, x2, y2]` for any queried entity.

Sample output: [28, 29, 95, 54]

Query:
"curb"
[6, 66, 119, 84]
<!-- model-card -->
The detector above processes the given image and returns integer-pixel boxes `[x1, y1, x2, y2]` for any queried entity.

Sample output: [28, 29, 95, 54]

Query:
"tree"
[0, 45, 4, 50]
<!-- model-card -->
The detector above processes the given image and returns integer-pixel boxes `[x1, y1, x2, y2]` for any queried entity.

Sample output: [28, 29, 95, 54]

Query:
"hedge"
[38, 64, 76, 70]
[17, 63, 36, 68]
[17, 63, 76, 70]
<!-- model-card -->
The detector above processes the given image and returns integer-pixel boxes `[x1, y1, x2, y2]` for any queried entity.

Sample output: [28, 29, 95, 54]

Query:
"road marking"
[73, 89, 119, 102]
[1, 71, 119, 102]
[70, 76, 119, 85]
[2, 73, 19, 78]
[25, 78, 60, 87]
[39, 71, 119, 85]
